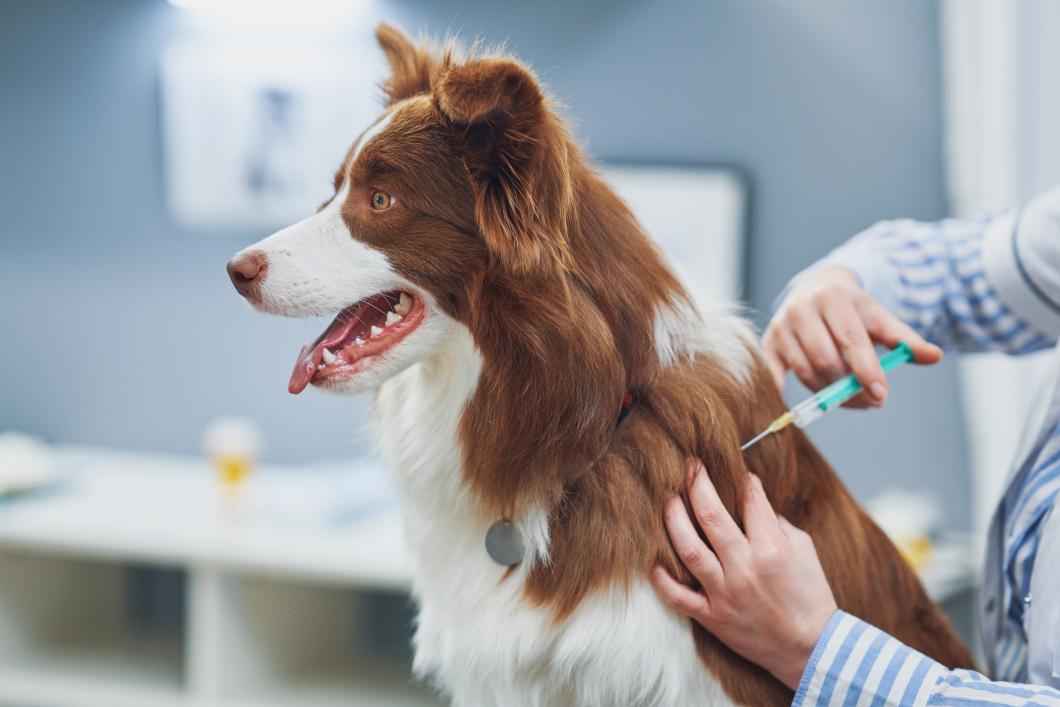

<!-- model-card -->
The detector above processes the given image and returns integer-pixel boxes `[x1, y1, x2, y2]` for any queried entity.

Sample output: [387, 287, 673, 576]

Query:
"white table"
[0, 446, 438, 707]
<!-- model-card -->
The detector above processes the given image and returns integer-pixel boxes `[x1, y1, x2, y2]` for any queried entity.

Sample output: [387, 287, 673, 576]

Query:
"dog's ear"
[436, 57, 574, 273]
[375, 23, 439, 105]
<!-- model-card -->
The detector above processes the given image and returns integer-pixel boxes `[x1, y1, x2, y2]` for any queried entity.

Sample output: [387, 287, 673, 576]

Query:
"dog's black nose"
[227, 251, 267, 301]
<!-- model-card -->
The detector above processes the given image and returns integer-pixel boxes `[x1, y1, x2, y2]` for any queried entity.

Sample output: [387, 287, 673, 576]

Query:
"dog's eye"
[371, 190, 393, 211]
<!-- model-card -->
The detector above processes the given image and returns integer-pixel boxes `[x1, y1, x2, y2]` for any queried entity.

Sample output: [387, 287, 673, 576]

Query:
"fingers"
[765, 267, 944, 400]
[663, 495, 724, 588]
[788, 304, 846, 385]
[839, 391, 879, 409]
[820, 296, 887, 403]
[741, 475, 782, 544]
[686, 461, 748, 567]
[651, 565, 711, 620]
[762, 346, 787, 392]
[862, 300, 943, 365]
[766, 326, 821, 392]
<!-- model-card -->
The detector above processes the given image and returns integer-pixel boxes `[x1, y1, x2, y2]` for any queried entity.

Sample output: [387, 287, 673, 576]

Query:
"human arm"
[650, 461, 1060, 706]
[793, 612, 1060, 706]
[765, 188, 1060, 401]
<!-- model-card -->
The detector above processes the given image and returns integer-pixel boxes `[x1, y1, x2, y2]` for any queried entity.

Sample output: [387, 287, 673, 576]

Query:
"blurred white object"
[867, 488, 939, 571]
[866, 488, 942, 546]
[166, 0, 366, 31]
[201, 417, 263, 460]
[867, 489, 977, 603]
[602, 164, 747, 303]
[0, 432, 55, 497]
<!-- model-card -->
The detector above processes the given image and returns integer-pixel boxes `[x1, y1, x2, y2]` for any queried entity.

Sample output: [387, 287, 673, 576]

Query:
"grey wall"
[0, 0, 970, 527]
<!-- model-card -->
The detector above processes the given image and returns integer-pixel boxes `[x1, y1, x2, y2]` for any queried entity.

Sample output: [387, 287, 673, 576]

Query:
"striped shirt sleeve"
[791, 207, 1059, 355]
[792, 611, 1060, 707]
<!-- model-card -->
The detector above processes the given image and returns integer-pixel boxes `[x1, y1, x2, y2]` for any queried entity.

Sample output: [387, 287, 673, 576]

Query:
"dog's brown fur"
[336, 24, 976, 705]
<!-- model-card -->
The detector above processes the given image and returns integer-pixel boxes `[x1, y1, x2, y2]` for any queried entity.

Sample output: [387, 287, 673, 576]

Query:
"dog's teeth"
[386, 311, 402, 326]
[317, 363, 325, 371]
[322, 348, 336, 365]
[394, 292, 412, 315]
[354, 337, 365, 346]
[370, 325, 383, 337]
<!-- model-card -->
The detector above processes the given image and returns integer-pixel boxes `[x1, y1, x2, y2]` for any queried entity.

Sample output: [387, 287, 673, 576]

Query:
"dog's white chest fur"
[375, 329, 737, 707]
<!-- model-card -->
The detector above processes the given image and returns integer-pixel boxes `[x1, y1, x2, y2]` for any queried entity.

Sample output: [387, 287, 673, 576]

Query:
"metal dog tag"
[485, 519, 525, 566]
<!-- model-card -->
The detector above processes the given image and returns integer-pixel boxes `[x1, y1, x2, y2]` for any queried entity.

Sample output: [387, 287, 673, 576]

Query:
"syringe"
[741, 341, 914, 451]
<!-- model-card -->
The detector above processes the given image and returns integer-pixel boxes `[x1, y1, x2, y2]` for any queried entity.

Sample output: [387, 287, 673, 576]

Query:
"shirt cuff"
[792, 610, 848, 706]
[791, 611, 944, 707]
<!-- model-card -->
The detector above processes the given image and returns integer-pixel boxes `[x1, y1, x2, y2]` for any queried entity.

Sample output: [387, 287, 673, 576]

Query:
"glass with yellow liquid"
[215, 453, 255, 488]
[202, 417, 263, 500]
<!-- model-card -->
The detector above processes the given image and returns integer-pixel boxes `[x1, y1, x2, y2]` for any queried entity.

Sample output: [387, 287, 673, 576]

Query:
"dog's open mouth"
[288, 290, 425, 394]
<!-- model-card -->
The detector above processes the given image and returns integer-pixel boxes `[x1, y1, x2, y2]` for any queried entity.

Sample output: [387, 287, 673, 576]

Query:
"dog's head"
[228, 24, 586, 398]
[229, 25, 701, 508]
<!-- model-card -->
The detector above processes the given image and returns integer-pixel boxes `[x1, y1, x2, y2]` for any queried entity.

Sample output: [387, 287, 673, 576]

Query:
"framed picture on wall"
[601, 163, 748, 303]
[160, 39, 383, 230]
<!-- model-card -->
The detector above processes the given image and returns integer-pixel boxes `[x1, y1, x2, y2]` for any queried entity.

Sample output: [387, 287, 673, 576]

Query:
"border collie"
[227, 24, 973, 706]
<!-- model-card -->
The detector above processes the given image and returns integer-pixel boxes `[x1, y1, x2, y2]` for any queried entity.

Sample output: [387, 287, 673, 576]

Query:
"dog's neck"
[375, 327, 481, 513]
[375, 326, 555, 572]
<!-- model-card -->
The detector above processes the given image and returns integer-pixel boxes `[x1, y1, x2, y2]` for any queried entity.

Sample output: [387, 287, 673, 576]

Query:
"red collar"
[617, 373, 638, 426]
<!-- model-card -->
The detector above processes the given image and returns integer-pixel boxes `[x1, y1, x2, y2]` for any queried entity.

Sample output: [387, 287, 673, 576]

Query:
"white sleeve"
[776, 211, 1056, 354]
[983, 186, 1060, 338]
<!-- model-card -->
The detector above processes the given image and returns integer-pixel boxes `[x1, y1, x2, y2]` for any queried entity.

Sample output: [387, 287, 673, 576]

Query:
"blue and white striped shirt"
[794, 611, 1060, 706]
[785, 189, 1060, 706]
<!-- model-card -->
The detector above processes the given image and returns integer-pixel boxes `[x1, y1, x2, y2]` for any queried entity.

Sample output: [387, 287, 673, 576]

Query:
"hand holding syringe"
[762, 267, 943, 407]
[742, 342, 914, 451]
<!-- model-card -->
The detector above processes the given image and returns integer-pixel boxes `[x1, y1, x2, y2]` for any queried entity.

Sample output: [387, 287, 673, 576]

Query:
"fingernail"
[869, 382, 886, 401]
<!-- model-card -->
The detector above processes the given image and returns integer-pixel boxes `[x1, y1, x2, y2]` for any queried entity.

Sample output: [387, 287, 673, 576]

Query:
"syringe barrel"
[791, 341, 915, 428]
[790, 399, 827, 428]
[813, 375, 864, 414]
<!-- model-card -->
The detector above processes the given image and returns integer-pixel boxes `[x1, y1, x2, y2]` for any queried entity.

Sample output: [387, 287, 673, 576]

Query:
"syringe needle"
[741, 411, 795, 451]
[740, 428, 773, 451]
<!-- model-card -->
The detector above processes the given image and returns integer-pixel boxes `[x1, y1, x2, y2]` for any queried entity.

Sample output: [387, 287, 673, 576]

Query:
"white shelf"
[0, 447, 439, 707]
[0, 633, 185, 707]
[218, 660, 440, 707]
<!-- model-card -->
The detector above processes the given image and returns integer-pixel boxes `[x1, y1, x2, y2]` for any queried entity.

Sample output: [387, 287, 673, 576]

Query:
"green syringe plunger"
[740, 341, 914, 451]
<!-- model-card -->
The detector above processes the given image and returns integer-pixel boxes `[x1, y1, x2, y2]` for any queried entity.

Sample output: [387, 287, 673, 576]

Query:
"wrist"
[804, 266, 861, 292]
[768, 608, 837, 691]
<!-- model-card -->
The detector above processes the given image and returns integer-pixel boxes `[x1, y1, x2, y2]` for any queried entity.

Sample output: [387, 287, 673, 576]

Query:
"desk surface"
[0, 447, 411, 589]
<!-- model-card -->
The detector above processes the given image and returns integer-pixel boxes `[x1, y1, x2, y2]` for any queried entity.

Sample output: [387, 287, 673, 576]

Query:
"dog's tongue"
[288, 342, 318, 395]
[287, 313, 361, 395]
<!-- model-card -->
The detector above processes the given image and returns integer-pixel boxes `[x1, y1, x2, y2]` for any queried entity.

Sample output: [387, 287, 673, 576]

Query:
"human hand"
[763, 267, 942, 407]
[651, 461, 838, 691]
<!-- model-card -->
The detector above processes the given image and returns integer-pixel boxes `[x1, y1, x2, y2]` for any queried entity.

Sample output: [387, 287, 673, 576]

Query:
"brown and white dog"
[227, 24, 973, 707]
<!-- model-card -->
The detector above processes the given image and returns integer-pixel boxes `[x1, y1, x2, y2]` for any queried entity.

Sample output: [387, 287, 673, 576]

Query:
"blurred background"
[0, 0, 1058, 705]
